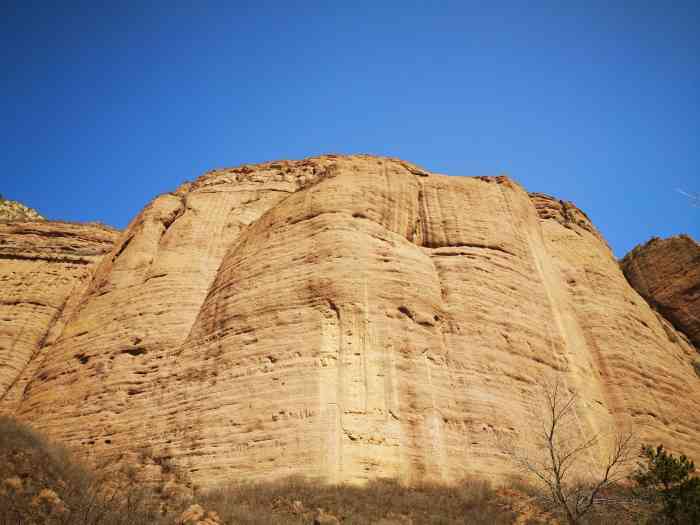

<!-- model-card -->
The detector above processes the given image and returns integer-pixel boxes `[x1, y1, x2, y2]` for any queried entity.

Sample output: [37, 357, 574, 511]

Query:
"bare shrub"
[499, 380, 636, 525]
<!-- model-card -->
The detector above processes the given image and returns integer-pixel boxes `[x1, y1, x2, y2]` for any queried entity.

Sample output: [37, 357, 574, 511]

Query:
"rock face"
[621, 235, 700, 349]
[0, 221, 119, 411]
[1, 155, 699, 488]
[0, 198, 45, 221]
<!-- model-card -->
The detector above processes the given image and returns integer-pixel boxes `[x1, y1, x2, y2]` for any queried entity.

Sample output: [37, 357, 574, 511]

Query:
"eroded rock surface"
[2, 155, 699, 488]
[0, 221, 118, 410]
[621, 235, 700, 349]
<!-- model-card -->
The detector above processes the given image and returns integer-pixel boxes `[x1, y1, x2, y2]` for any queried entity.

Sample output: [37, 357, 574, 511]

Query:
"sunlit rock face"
[621, 235, 700, 349]
[0, 221, 118, 411]
[2, 155, 699, 487]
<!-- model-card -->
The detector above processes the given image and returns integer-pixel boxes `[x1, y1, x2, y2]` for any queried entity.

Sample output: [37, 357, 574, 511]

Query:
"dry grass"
[0, 416, 659, 524]
[0, 416, 517, 524]
[0, 416, 167, 525]
[199, 476, 516, 524]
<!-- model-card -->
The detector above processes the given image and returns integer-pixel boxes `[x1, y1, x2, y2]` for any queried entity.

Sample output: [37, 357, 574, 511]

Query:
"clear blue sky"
[2, 1, 698, 257]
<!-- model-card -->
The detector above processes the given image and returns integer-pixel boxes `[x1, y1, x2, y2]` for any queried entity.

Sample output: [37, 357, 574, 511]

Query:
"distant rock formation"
[0, 156, 698, 488]
[0, 197, 45, 221]
[621, 235, 700, 349]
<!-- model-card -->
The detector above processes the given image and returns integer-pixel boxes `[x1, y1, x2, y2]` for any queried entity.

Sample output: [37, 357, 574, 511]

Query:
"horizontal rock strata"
[0, 221, 118, 411]
[2, 155, 699, 488]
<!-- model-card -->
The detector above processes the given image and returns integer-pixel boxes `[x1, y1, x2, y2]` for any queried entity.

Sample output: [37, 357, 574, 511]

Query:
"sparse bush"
[499, 380, 636, 525]
[0, 416, 176, 524]
[693, 360, 700, 378]
[633, 444, 700, 524]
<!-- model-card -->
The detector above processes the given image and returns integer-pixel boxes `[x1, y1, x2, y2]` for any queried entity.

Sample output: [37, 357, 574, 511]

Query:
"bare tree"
[500, 380, 636, 525]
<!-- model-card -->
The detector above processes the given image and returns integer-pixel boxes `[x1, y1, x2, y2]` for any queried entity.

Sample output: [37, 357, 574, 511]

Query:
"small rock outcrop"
[0, 198, 45, 222]
[621, 235, 700, 349]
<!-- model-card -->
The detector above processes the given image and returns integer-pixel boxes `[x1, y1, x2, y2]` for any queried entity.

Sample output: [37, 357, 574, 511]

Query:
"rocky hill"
[621, 235, 700, 348]
[0, 197, 45, 221]
[0, 155, 698, 491]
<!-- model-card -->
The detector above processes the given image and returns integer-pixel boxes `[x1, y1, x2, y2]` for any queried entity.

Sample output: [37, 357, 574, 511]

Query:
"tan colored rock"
[621, 235, 700, 349]
[0, 221, 118, 411]
[314, 508, 340, 525]
[3, 155, 699, 489]
[178, 504, 222, 525]
[530, 194, 699, 462]
[0, 198, 45, 221]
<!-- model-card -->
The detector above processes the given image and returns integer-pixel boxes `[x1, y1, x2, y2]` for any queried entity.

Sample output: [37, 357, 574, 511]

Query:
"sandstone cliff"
[621, 235, 700, 349]
[1, 156, 699, 488]
[0, 221, 119, 411]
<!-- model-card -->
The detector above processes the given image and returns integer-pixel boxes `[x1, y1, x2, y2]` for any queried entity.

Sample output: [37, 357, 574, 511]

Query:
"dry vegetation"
[499, 380, 637, 525]
[0, 416, 163, 524]
[197, 477, 517, 524]
[1, 415, 692, 524]
[0, 416, 520, 524]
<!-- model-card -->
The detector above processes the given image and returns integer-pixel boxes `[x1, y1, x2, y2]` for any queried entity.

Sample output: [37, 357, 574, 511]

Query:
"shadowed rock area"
[0, 155, 698, 490]
[621, 235, 700, 350]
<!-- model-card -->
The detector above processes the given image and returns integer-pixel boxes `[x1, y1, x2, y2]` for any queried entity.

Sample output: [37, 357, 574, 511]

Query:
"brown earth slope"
[1, 155, 698, 489]
[621, 235, 700, 350]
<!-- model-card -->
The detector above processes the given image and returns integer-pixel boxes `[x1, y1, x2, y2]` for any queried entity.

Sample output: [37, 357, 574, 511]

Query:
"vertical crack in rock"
[111, 235, 134, 262]
[320, 299, 342, 482]
[160, 195, 187, 235]
[499, 183, 612, 459]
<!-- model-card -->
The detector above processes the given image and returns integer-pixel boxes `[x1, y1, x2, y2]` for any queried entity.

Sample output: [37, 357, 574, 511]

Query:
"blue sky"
[1, 1, 697, 257]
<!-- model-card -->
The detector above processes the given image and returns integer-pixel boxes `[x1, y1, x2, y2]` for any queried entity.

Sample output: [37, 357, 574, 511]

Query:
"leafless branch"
[499, 379, 637, 525]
